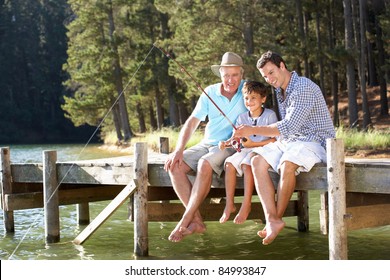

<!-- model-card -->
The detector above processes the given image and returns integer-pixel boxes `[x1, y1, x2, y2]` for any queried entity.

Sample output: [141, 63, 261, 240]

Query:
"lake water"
[0, 144, 389, 262]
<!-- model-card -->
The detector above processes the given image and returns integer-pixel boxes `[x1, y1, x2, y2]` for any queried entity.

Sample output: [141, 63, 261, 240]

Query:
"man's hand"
[164, 150, 184, 172]
[218, 141, 227, 151]
[233, 125, 251, 138]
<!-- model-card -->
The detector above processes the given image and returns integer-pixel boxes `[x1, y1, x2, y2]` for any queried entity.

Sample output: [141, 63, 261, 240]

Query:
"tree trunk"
[178, 101, 190, 125]
[112, 103, 123, 141]
[359, 0, 372, 129]
[296, 0, 309, 78]
[108, 0, 133, 141]
[327, 0, 339, 126]
[315, 0, 325, 97]
[159, 12, 179, 128]
[343, 0, 359, 127]
[241, 1, 254, 56]
[149, 101, 157, 130]
[373, 0, 389, 116]
[136, 101, 146, 133]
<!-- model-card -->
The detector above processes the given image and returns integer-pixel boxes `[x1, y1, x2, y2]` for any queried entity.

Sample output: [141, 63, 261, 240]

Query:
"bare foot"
[219, 205, 236, 223]
[168, 225, 185, 242]
[261, 220, 285, 245]
[233, 205, 251, 224]
[168, 221, 206, 242]
[257, 227, 267, 238]
[185, 222, 206, 235]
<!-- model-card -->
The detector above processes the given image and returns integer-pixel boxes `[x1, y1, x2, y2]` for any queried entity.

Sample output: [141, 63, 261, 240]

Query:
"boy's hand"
[241, 137, 252, 148]
[218, 141, 226, 150]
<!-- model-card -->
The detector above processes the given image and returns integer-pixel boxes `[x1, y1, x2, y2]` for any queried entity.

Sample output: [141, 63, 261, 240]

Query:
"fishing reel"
[231, 137, 247, 153]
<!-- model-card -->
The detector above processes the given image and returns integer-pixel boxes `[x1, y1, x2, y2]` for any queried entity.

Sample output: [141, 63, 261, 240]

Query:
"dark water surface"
[0, 144, 389, 261]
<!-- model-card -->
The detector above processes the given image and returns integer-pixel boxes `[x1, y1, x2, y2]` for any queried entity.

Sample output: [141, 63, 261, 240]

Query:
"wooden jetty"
[1, 139, 389, 260]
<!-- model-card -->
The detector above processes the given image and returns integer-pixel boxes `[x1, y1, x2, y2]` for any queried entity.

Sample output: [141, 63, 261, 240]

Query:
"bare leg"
[234, 164, 253, 224]
[219, 163, 237, 223]
[251, 155, 285, 245]
[275, 161, 299, 219]
[168, 159, 213, 242]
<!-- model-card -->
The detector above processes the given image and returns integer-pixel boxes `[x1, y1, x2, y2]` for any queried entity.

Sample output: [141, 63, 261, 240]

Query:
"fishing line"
[153, 43, 238, 130]
[7, 45, 155, 260]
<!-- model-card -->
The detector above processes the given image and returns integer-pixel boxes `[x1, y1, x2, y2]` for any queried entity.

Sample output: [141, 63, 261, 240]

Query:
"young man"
[164, 52, 247, 242]
[233, 51, 335, 245]
[218, 81, 277, 224]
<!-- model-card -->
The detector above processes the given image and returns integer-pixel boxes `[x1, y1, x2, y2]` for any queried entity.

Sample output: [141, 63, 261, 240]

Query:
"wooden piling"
[1, 147, 15, 232]
[297, 190, 309, 232]
[159, 137, 169, 154]
[326, 138, 347, 260]
[77, 203, 90, 225]
[133, 142, 148, 256]
[43, 150, 60, 243]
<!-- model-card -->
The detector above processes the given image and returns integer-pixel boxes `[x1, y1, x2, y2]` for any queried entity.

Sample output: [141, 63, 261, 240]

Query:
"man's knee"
[251, 154, 269, 171]
[197, 158, 213, 174]
[279, 161, 299, 175]
[169, 161, 191, 178]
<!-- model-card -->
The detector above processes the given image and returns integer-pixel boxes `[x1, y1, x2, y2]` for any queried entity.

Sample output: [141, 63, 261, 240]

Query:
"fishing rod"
[153, 44, 248, 151]
[153, 43, 238, 130]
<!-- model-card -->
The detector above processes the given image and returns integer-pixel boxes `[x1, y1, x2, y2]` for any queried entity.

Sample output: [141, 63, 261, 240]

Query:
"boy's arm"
[242, 137, 276, 148]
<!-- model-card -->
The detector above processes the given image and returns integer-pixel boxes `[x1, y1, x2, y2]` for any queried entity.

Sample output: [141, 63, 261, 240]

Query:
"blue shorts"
[184, 142, 236, 176]
[252, 140, 326, 175]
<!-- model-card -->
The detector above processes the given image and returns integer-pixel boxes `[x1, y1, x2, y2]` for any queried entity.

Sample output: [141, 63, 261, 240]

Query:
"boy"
[219, 81, 277, 224]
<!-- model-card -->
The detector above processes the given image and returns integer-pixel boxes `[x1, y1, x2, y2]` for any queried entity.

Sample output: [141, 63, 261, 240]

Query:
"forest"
[0, 0, 389, 144]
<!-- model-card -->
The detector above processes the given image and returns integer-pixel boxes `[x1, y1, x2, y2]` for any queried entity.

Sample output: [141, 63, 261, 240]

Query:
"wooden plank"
[73, 180, 139, 245]
[8, 158, 390, 193]
[346, 192, 390, 207]
[346, 204, 390, 230]
[4, 186, 124, 210]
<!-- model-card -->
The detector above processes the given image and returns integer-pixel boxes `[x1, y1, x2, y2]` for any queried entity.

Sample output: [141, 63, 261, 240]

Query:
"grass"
[128, 127, 204, 152]
[336, 126, 390, 151]
[109, 126, 389, 153]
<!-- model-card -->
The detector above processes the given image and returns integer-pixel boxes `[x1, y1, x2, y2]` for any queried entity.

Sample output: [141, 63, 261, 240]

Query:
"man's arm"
[233, 123, 280, 139]
[164, 115, 201, 171]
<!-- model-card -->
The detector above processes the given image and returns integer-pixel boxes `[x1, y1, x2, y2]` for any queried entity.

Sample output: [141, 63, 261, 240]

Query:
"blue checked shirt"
[276, 72, 335, 149]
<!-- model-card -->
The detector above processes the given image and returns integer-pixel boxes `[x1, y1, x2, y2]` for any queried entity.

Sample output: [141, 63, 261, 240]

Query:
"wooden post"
[77, 203, 90, 225]
[319, 192, 329, 234]
[133, 142, 148, 256]
[159, 137, 169, 154]
[43, 150, 60, 243]
[326, 138, 347, 260]
[1, 147, 14, 233]
[297, 190, 309, 232]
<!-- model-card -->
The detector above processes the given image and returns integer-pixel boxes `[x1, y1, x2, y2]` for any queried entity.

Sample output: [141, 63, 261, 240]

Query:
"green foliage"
[1, 0, 389, 144]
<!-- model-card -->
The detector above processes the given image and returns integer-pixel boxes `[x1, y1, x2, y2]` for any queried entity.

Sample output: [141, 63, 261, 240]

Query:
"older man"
[164, 52, 247, 242]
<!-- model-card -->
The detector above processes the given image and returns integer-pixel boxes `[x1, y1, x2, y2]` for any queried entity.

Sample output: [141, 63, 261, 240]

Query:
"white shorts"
[184, 142, 236, 176]
[224, 148, 254, 177]
[251, 140, 326, 175]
